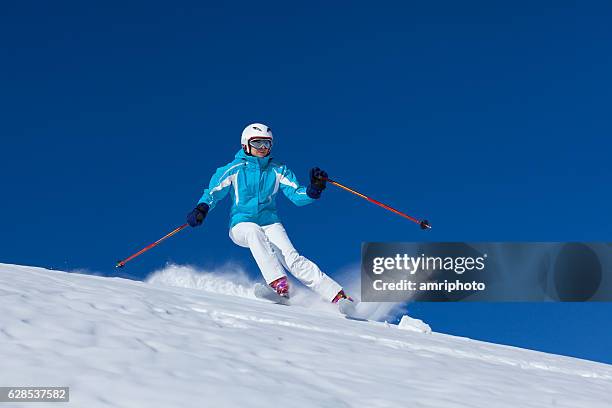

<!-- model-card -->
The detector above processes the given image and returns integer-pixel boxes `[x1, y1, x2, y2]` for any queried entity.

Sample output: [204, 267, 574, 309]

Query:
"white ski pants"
[229, 222, 342, 302]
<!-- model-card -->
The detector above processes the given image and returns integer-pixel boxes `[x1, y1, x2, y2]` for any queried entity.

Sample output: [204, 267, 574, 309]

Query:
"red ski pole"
[324, 177, 431, 230]
[116, 223, 189, 268]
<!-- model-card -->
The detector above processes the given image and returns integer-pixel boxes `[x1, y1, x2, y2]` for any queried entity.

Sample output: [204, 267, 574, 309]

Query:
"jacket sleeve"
[278, 165, 316, 207]
[197, 162, 240, 210]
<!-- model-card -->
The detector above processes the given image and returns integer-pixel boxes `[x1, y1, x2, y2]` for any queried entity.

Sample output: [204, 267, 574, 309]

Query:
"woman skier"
[186, 123, 352, 307]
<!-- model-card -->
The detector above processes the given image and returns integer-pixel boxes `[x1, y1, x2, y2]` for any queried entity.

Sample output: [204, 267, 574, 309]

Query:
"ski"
[337, 298, 364, 320]
[253, 283, 290, 305]
[337, 297, 356, 315]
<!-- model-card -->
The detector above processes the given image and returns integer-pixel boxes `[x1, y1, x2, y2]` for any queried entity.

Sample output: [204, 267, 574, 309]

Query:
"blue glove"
[187, 203, 209, 227]
[307, 167, 328, 199]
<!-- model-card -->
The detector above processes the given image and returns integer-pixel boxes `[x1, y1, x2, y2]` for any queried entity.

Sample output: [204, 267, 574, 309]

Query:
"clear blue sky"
[1, 1, 611, 363]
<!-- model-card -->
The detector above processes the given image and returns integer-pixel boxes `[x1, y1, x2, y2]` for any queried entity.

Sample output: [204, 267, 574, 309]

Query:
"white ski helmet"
[241, 123, 273, 146]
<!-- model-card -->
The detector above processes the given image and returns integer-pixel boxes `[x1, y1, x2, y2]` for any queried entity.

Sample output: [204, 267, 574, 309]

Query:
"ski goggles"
[248, 138, 272, 150]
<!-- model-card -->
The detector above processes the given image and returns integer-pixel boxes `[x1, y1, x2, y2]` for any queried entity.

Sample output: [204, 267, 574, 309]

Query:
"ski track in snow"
[1, 263, 611, 408]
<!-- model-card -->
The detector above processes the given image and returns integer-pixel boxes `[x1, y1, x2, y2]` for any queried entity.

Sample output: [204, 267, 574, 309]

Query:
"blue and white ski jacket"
[198, 149, 315, 228]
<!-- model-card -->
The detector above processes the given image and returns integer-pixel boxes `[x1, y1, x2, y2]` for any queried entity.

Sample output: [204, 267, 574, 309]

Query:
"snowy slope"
[1, 263, 611, 408]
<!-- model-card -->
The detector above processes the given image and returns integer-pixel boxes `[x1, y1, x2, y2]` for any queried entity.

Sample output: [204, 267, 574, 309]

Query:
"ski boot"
[332, 290, 352, 303]
[332, 290, 357, 317]
[270, 276, 290, 298]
